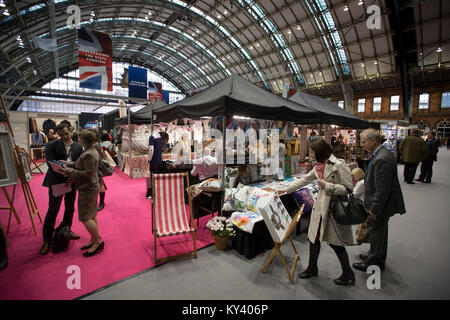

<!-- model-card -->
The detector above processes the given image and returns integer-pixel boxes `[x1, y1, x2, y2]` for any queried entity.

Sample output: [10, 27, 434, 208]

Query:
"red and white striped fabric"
[153, 173, 193, 237]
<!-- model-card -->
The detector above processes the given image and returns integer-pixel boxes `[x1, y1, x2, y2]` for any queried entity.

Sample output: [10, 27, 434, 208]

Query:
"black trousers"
[419, 159, 434, 182]
[403, 162, 419, 182]
[366, 216, 389, 267]
[42, 186, 77, 243]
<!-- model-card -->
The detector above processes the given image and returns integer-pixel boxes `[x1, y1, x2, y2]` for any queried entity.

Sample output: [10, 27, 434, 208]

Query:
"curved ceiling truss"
[0, 0, 449, 109]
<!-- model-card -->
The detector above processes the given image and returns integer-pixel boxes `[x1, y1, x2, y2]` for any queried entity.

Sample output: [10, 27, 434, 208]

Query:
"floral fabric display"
[223, 167, 239, 188]
[246, 187, 272, 213]
[222, 187, 249, 212]
[230, 211, 264, 234]
[292, 181, 320, 215]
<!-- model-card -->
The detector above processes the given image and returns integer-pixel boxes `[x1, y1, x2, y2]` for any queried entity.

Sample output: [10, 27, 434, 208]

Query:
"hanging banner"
[78, 27, 113, 91]
[148, 81, 162, 100]
[128, 66, 148, 99]
[118, 99, 127, 118]
[162, 90, 170, 104]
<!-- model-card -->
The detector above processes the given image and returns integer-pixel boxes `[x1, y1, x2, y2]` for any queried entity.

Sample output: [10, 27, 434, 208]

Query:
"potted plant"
[206, 216, 236, 250]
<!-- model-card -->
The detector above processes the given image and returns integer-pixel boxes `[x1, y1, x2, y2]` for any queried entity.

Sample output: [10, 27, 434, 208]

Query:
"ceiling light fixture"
[437, 47, 442, 53]
[361, 63, 365, 67]
[217, 14, 221, 18]
[224, 10, 228, 15]
[358, 1, 363, 5]
[249, 46, 254, 50]
[33, 70, 37, 75]
[255, 43, 260, 47]
[3, 9, 9, 16]
[297, 25, 301, 30]
[149, 11, 152, 15]
[287, 30, 292, 34]
[344, 5, 349, 11]
[374, 61, 378, 65]
[0, 1, 5, 8]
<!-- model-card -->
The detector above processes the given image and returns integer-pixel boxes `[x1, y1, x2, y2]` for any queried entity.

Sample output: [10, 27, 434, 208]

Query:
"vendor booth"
[150, 74, 368, 264]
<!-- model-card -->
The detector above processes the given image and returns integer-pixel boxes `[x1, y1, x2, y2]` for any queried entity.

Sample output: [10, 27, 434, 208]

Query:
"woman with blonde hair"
[351, 167, 369, 246]
[351, 168, 365, 202]
[64, 130, 104, 257]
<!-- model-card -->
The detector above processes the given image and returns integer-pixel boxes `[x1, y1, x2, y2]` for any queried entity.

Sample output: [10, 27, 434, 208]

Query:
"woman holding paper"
[278, 140, 355, 286]
[64, 130, 104, 257]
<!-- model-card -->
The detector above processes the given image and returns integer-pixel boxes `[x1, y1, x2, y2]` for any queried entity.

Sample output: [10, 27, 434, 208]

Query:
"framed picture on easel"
[17, 152, 32, 183]
[0, 132, 19, 187]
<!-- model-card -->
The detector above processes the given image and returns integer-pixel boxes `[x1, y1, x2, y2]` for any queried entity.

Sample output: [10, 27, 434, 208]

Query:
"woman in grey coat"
[281, 140, 356, 286]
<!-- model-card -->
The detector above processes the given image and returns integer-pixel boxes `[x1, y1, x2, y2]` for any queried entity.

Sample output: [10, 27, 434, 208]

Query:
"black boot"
[330, 244, 355, 286]
[298, 241, 320, 279]
[0, 228, 8, 271]
[97, 192, 105, 212]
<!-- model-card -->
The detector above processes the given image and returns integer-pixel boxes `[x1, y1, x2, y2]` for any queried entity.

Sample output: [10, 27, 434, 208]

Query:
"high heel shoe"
[298, 267, 318, 279]
[333, 272, 355, 286]
[80, 243, 93, 250]
[83, 241, 104, 257]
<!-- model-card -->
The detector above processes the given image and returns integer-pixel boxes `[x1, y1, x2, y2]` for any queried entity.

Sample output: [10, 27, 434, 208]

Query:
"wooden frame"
[17, 152, 33, 183]
[261, 204, 304, 284]
[151, 172, 197, 265]
[0, 132, 19, 188]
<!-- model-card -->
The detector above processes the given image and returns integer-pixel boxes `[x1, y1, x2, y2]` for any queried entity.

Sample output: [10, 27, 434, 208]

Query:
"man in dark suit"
[416, 131, 439, 183]
[353, 129, 406, 272]
[40, 123, 83, 255]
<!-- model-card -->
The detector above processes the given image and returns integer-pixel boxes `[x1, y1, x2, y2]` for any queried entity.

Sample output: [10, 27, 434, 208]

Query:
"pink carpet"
[0, 168, 214, 300]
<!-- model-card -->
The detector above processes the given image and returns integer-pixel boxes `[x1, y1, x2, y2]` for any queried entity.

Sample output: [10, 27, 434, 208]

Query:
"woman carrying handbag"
[279, 140, 356, 286]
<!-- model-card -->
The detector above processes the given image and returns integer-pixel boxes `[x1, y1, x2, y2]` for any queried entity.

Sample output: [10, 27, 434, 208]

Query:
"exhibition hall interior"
[0, 0, 449, 301]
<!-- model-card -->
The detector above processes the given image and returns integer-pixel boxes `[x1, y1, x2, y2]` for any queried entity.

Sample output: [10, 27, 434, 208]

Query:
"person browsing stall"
[40, 123, 83, 255]
[353, 129, 406, 272]
[63, 130, 104, 257]
[278, 140, 356, 286]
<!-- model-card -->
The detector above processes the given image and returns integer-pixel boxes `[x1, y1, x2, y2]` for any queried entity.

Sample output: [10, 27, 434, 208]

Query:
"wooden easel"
[261, 204, 304, 284]
[1, 185, 21, 234]
[29, 151, 45, 174]
[1, 95, 42, 235]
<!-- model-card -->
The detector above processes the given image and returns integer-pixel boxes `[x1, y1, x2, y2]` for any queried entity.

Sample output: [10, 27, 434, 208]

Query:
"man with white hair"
[353, 129, 406, 272]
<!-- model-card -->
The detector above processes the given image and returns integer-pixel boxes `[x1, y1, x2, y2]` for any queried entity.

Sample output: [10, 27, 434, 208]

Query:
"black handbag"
[99, 159, 113, 177]
[330, 188, 368, 225]
[52, 224, 71, 253]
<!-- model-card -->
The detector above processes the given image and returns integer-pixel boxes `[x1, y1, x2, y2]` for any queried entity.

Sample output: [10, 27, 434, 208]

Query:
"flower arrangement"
[206, 216, 236, 238]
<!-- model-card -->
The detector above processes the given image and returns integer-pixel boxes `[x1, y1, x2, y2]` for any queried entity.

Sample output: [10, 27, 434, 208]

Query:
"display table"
[120, 152, 150, 178]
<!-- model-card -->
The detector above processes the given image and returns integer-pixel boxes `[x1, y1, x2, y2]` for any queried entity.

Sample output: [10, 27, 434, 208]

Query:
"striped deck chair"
[151, 172, 197, 264]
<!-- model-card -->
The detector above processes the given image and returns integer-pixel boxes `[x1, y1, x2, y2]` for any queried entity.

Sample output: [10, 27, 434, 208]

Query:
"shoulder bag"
[329, 187, 368, 225]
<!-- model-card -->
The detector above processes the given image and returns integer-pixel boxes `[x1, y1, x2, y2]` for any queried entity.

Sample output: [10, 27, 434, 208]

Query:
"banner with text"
[78, 27, 112, 91]
[128, 66, 148, 99]
[148, 81, 162, 100]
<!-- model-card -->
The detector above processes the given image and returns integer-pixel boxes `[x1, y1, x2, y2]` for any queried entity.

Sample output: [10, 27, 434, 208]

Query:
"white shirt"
[64, 139, 73, 161]
[353, 179, 365, 202]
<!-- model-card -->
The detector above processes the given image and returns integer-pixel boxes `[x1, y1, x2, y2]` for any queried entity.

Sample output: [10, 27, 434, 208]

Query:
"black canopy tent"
[98, 108, 120, 133]
[288, 91, 369, 129]
[153, 74, 322, 123]
[115, 100, 167, 125]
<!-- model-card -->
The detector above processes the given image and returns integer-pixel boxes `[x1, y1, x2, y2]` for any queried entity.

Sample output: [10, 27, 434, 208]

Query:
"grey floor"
[83, 149, 450, 300]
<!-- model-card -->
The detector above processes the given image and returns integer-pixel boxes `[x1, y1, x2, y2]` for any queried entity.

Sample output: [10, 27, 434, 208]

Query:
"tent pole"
[128, 102, 133, 179]
[220, 116, 226, 216]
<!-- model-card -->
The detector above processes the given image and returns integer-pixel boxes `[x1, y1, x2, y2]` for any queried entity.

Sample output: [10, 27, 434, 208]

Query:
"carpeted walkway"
[0, 168, 213, 300]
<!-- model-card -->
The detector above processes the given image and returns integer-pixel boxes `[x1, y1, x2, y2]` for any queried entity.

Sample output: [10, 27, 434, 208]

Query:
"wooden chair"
[151, 172, 197, 265]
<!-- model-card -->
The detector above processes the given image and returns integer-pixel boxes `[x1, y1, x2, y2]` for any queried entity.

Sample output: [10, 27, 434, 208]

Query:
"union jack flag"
[78, 27, 113, 91]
